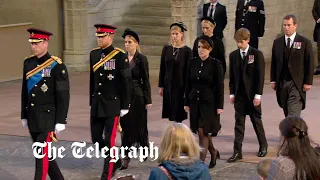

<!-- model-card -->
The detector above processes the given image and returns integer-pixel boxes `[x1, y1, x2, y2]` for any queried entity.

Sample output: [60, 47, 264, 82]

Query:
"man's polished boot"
[227, 152, 242, 163]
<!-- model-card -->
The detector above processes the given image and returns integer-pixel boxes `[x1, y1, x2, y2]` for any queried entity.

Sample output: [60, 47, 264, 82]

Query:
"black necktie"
[209, 4, 214, 17]
[287, 38, 291, 49]
[242, 51, 246, 59]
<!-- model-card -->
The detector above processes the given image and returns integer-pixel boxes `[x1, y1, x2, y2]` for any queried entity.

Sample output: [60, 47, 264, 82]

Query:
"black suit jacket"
[203, 2, 227, 39]
[229, 47, 265, 102]
[21, 53, 70, 132]
[90, 45, 132, 117]
[235, 0, 265, 37]
[270, 34, 314, 109]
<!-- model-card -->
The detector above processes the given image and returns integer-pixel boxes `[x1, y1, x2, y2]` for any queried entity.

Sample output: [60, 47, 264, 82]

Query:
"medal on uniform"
[293, 42, 301, 49]
[248, 55, 254, 64]
[42, 68, 51, 77]
[248, 6, 257, 12]
[109, 59, 116, 70]
[107, 74, 114, 80]
[41, 83, 48, 93]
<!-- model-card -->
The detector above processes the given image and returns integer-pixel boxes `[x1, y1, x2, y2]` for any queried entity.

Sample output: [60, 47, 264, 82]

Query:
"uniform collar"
[102, 45, 114, 54]
[37, 52, 51, 64]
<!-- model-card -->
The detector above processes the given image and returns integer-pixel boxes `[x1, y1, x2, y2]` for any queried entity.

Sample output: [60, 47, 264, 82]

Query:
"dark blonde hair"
[158, 123, 200, 163]
[234, 28, 250, 42]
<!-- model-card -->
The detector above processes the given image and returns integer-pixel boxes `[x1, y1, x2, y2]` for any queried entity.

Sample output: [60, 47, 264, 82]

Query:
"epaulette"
[51, 56, 63, 64]
[115, 47, 125, 53]
[91, 47, 100, 52]
[24, 54, 36, 60]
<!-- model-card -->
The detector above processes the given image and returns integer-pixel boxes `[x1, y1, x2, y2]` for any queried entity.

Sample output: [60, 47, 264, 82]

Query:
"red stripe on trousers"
[107, 116, 119, 180]
[42, 133, 51, 180]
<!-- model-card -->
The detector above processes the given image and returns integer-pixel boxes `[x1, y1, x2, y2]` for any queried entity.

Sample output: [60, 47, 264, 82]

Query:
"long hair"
[158, 123, 200, 163]
[277, 116, 320, 180]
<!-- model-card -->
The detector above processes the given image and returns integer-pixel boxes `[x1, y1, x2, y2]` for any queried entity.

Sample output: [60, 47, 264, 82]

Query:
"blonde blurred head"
[158, 123, 200, 163]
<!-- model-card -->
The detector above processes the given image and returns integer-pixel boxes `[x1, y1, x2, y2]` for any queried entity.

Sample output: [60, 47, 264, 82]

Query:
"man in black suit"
[312, 0, 320, 75]
[270, 15, 314, 117]
[235, 0, 265, 49]
[228, 28, 268, 163]
[203, 0, 227, 40]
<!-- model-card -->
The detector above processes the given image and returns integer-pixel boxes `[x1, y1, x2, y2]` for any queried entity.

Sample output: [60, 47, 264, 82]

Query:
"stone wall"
[0, 0, 64, 58]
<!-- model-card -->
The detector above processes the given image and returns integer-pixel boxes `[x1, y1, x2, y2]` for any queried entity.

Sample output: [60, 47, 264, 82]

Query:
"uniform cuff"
[230, 94, 235, 98]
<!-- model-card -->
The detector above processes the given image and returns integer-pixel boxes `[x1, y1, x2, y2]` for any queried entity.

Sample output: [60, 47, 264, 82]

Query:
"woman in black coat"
[184, 35, 224, 169]
[192, 16, 226, 75]
[119, 28, 152, 169]
[158, 22, 192, 122]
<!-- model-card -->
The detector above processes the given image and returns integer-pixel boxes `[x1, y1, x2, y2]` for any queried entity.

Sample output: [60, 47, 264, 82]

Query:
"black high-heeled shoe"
[209, 150, 220, 169]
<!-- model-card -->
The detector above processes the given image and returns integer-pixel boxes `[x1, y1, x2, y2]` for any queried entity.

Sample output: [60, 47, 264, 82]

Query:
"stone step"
[121, 15, 172, 26]
[126, 6, 171, 17]
[115, 25, 170, 37]
[137, 0, 171, 7]
[113, 34, 169, 46]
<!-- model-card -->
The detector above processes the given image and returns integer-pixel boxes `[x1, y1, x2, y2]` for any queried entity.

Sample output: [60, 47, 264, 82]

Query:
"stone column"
[171, 0, 197, 47]
[63, 0, 89, 71]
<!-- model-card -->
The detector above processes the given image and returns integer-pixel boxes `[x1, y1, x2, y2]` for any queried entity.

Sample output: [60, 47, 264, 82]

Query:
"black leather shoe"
[257, 148, 268, 157]
[209, 150, 220, 168]
[314, 70, 320, 75]
[119, 157, 130, 170]
[227, 152, 242, 163]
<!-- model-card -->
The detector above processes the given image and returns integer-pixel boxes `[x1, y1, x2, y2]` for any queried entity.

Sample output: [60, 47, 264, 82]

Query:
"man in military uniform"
[235, 0, 265, 49]
[21, 28, 70, 180]
[89, 24, 132, 180]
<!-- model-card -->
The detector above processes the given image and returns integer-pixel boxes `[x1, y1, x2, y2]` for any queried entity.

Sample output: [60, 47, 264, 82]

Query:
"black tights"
[198, 128, 216, 162]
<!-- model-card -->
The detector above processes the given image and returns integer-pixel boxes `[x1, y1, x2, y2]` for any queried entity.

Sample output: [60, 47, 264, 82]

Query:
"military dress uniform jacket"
[21, 53, 70, 133]
[235, 0, 266, 38]
[89, 45, 132, 118]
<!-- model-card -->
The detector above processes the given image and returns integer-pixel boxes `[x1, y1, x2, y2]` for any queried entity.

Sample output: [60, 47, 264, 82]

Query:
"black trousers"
[233, 95, 268, 153]
[30, 132, 64, 180]
[90, 116, 121, 180]
[249, 36, 259, 49]
[278, 80, 303, 117]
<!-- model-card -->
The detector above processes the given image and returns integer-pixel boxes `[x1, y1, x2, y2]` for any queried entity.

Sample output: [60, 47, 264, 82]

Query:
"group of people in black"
[20, 1, 316, 179]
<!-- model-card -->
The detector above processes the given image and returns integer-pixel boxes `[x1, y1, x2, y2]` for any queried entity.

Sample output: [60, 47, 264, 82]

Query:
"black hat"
[198, 35, 213, 48]
[122, 28, 140, 43]
[200, 17, 216, 25]
[27, 28, 53, 43]
[170, 22, 187, 32]
[94, 24, 117, 37]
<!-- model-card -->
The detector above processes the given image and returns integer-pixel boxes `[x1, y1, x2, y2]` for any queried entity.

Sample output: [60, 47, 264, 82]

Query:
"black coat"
[313, 0, 320, 42]
[270, 34, 314, 110]
[120, 51, 151, 147]
[184, 57, 224, 135]
[158, 45, 192, 122]
[202, 2, 228, 39]
[89, 45, 132, 117]
[229, 47, 265, 114]
[192, 35, 226, 74]
[21, 52, 70, 132]
[235, 0, 265, 38]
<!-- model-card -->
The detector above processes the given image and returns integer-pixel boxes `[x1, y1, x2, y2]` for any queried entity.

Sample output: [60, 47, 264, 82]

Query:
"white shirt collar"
[240, 45, 250, 56]
[210, 2, 218, 6]
[285, 32, 296, 45]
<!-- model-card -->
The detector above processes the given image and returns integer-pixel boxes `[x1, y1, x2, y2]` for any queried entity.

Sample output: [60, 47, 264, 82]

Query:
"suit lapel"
[278, 36, 285, 66]
[243, 47, 250, 71]
[213, 3, 220, 17]
[204, 4, 209, 16]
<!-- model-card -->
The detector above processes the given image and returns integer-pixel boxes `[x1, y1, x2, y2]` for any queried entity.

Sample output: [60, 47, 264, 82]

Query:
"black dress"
[192, 35, 226, 74]
[120, 52, 152, 148]
[158, 45, 192, 122]
[184, 56, 224, 136]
